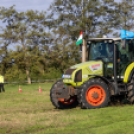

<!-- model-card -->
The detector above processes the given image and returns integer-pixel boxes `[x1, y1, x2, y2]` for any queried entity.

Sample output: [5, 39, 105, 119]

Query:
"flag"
[76, 31, 83, 45]
[121, 29, 134, 39]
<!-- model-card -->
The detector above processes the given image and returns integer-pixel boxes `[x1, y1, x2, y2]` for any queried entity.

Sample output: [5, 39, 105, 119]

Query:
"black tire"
[127, 75, 134, 103]
[50, 79, 78, 109]
[77, 78, 110, 109]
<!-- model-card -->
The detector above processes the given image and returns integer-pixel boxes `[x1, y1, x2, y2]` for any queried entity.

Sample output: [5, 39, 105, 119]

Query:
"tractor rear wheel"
[50, 79, 78, 109]
[127, 75, 134, 103]
[78, 78, 110, 109]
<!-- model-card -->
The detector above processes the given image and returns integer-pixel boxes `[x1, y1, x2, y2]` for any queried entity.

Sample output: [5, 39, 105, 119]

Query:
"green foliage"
[5, 65, 27, 82]
[43, 67, 62, 79]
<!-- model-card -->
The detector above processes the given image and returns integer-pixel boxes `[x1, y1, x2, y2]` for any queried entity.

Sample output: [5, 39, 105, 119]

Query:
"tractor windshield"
[88, 41, 114, 63]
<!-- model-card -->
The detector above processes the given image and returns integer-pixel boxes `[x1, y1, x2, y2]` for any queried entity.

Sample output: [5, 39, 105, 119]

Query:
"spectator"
[0, 74, 5, 93]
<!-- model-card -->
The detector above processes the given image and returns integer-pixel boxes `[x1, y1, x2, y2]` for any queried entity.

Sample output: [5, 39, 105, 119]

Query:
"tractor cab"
[86, 38, 134, 82]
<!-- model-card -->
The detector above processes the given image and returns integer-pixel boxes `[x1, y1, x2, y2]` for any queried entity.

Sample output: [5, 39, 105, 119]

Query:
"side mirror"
[121, 39, 126, 49]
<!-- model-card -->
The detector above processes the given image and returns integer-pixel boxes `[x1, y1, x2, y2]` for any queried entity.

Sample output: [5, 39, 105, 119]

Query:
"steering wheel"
[95, 57, 111, 62]
[95, 57, 106, 60]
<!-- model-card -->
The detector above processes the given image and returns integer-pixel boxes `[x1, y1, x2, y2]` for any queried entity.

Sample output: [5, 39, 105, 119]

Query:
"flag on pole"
[76, 31, 83, 45]
[121, 29, 134, 39]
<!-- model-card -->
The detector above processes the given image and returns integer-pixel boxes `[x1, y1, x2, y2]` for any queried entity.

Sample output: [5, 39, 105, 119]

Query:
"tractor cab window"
[88, 41, 114, 63]
[88, 41, 114, 78]
[128, 39, 134, 60]
[116, 40, 133, 79]
[117, 41, 131, 62]
[88, 41, 114, 79]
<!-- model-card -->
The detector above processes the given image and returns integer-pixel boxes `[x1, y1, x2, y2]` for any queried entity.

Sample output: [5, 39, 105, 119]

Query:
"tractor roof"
[88, 38, 121, 41]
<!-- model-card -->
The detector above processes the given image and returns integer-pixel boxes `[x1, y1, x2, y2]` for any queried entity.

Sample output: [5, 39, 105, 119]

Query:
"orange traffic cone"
[39, 86, 42, 93]
[19, 86, 22, 93]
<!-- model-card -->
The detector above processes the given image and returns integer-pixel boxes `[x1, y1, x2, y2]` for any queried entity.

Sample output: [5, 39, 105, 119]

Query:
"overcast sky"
[0, 0, 54, 12]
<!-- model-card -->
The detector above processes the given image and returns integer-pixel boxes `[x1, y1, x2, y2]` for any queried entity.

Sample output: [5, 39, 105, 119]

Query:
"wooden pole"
[82, 39, 86, 63]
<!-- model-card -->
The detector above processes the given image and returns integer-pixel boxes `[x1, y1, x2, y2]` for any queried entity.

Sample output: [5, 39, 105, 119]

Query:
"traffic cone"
[19, 86, 22, 93]
[39, 86, 42, 93]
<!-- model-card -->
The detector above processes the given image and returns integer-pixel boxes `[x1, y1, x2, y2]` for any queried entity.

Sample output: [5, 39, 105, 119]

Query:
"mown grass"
[0, 83, 134, 134]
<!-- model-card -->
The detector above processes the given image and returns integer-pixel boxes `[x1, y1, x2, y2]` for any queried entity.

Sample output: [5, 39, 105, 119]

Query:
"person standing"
[0, 74, 5, 92]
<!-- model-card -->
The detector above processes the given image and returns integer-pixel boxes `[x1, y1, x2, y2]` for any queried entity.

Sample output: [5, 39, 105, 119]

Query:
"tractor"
[50, 30, 134, 109]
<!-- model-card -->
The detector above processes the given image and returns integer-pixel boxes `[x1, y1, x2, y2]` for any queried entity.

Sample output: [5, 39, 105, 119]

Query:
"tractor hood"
[63, 60, 103, 86]
[70, 61, 97, 69]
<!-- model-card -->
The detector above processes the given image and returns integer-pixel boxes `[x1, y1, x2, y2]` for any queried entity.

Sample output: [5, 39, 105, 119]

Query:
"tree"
[49, 34, 81, 73]
[101, 0, 134, 36]
[0, 6, 18, 75]
[46, 0, 111, 72]
[0, 6, 51, 83]
[48, 0, 112, 39]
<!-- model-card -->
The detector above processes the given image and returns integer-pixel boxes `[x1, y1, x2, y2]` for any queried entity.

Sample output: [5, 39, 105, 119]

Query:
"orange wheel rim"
[86, 85, 106, 106]
[60, 97, 76, 105]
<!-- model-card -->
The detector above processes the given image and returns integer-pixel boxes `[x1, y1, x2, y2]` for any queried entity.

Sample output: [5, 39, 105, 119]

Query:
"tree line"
[0, 0, 133, 84]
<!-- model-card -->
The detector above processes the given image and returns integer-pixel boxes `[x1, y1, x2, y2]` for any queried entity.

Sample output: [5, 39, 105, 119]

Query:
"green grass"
[0, 83, 134, 134]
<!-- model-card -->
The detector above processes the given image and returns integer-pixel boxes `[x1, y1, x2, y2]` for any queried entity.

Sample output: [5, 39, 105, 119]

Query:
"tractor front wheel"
[78, 78, 110, 109]
[50, 79, 78, 109]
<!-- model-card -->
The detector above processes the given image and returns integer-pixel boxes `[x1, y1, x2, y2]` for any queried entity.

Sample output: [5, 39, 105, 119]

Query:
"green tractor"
[50, 30, 134, 109]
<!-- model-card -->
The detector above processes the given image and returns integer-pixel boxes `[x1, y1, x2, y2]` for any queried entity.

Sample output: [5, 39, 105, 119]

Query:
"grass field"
[0, 83, 134, 134]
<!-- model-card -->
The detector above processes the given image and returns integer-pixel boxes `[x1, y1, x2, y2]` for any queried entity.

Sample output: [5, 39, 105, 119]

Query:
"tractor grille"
[65, 69, 76, 75]
[75, 70, 82, 82]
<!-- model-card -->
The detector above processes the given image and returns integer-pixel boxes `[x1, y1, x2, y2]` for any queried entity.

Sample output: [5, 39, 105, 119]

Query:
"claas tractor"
[50, 30, 134, 109]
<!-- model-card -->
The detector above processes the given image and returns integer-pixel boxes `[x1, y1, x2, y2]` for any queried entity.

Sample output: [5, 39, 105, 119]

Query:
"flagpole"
[81, 0, 87, 63]
[82, 39, 86, 63]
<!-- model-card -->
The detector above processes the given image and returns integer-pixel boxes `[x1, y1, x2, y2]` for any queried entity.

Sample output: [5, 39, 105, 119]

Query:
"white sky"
[0, 0, 54, 12]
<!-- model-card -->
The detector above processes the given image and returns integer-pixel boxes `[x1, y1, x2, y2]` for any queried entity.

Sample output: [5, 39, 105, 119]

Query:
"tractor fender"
[88, 75, 115, 95]
[127, 68, 134, 83]
[123, 62, 134, 83]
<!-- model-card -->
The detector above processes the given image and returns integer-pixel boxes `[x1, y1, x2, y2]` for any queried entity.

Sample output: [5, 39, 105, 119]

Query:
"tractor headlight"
[62, 74, 71, 79]
[62, 69, 76, 79]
